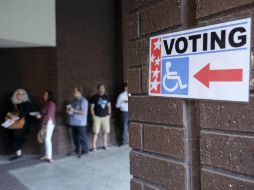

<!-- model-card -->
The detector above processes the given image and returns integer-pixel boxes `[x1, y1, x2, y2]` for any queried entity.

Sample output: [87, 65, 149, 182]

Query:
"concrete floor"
[0, 146, 131, 190]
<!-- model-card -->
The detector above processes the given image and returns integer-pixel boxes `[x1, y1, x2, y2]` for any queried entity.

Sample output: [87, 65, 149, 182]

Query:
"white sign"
[149, 18, 252, 102]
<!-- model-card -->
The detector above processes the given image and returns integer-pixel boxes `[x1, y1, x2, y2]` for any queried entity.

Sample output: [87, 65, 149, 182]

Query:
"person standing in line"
[91, 84, 111, 151]
[116, 82, 129, 146]
[36, 90, 56, 163]
[66, 87, 89, 158]
[5, 89, 32, 161]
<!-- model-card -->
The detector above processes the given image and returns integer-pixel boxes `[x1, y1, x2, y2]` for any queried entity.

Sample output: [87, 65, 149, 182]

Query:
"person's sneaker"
[9, 155, 22, 161]
[91, 148, 97, 152]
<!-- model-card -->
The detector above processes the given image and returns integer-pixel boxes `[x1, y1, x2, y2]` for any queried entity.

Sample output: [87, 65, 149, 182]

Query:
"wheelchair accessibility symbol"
[161, 57, 189, 95]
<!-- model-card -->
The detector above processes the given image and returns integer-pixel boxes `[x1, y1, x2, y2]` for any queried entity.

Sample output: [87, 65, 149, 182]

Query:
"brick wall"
[56, 0, 123, 151]
[124, 0, 254, 190]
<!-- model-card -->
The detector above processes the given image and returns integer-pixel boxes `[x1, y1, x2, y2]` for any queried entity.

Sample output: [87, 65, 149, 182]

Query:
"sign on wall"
[149, 18, 251, 102]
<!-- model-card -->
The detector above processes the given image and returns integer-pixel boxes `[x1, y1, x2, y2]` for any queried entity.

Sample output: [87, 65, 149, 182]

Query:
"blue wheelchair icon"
[161, 57, 189, 95]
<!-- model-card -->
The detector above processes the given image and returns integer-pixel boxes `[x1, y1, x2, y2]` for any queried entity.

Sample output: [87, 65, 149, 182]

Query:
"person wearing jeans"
[36, 90, 56, 163]
[116, 83, 129, 146]
[66, 87, 89, 158]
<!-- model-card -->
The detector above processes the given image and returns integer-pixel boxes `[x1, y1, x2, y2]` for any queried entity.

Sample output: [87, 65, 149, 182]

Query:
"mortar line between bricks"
[137, 9, 141, 39]
[129, 120, 184, 129]
[131, 177, 144, 189]
[128, 93, 148, 96]
[141, 123, 144, 150]
[202, 165, 254, 181]
[182, 101, 190, 190]
[127, 24, 182, 42]
[126, 0, 165, 15]
[140, 25, 183, 40]
[132, 176, 169, 190]
[128, 65, 141, 70]
[132, 150, 186, 164]
[126, 22, 188, 46]
[197, 2, 254, 23]
[201, 128, 254, 138]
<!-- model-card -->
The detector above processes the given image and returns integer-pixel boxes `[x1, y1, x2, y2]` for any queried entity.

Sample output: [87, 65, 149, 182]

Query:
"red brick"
[201, 169, 254, 190]
[129, 96, 183, 126]
[144, 125, 186, 160]
[199, 97, 254, 133]
[141, 0, 182, 35]
[129, 123, 143, 150]
[126, 41, 140, 67]
[128, 68, 141, 94]
[141, 63, 149, 94]
[126, 13, 139, 40]
[125, 0, 155, 13]
[141, 5, 157, 35]
[196, 0, 254, 18]
[126, 39, 149, 67]
[156, 0, 181, 30]
[131, 179, 143, 190]
[130, 151, 186, 190]
[200, 132, 254, 176]
[199, 102, 221, 130]
[139, 38, 149, 65]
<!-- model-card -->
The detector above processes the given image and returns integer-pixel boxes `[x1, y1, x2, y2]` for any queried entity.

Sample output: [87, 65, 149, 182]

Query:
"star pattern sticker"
[155, 57, 160, 66]
[150, 81, 160, 91]
[154, 39, 161, 51]
[152, 68, 160, 79]
[150, 53, 156, 63]
[149, 37, 161, 94]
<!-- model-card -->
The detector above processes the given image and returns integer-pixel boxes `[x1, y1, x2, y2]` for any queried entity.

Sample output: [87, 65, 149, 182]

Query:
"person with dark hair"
[91, 84, 111, 151]
[116, 83, 129, 146]
[5, 89, 32, 160]
[66, 87, 89, 158]
[36, 90, 56, 163]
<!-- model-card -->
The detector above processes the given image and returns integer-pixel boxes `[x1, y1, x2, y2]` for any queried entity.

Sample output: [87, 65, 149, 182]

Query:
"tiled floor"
[0, 146, 131, 190]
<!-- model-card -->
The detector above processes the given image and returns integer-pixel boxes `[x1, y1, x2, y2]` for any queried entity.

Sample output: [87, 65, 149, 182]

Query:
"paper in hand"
[1, 119, 14, 128]
[29, 112, 40, 116]
[66, 104, 73, 115]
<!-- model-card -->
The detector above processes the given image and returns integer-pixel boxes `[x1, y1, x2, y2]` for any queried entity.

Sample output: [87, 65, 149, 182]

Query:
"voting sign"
[149, 18, 251, 102]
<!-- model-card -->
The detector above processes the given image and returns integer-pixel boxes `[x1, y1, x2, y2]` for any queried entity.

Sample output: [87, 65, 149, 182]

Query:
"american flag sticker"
[149, 37, 162, 94]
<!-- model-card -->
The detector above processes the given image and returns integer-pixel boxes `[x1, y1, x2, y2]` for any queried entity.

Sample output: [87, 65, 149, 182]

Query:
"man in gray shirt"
[66, 87, 88, 158]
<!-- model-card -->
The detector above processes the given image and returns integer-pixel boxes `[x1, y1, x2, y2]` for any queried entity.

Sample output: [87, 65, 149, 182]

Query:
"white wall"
[0, 0, 56, 47]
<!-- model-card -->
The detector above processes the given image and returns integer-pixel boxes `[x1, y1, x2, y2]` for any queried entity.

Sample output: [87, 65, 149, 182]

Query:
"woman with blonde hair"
[6, 89, 32, 160]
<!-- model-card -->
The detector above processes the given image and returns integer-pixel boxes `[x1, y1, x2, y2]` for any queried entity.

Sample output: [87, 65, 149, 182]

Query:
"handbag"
[8, 118, 25, 129]
[5, 104, 26, 129]
[37, 125, 47, 144]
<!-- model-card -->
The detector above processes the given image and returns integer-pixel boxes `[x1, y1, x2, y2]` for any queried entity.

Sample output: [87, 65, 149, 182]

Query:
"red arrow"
[194, 63, 243, 88]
